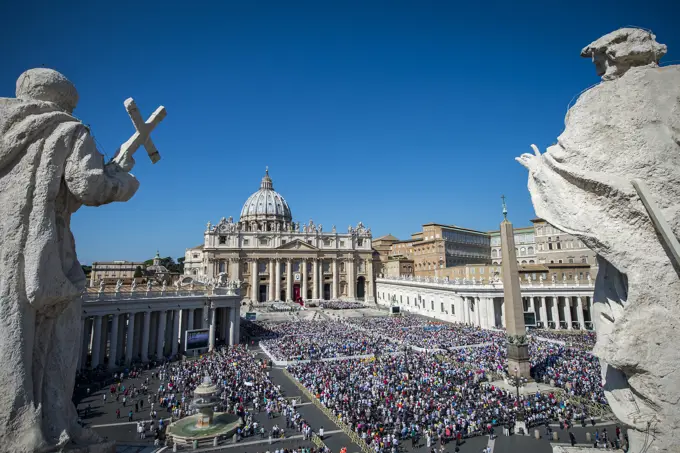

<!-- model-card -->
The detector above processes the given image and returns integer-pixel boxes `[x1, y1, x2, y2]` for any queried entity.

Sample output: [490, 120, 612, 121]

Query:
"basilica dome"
[239, 169, 292, 224]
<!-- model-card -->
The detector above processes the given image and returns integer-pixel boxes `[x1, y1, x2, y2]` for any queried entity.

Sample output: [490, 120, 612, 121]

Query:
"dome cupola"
[239, 168, 292, 231]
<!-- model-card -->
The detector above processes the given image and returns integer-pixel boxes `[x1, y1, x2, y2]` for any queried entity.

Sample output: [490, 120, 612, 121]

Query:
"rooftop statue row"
[205, 216, 371, 237]
[380, 272, 593, 287]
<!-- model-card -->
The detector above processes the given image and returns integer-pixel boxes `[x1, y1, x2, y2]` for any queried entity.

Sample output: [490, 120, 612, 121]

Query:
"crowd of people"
[287, 350, 600, 452]
[530, 329, 597, 350]
[260, 321, 401, 361]
[319, 301, 367, 310]
[346, 316, 506, 349]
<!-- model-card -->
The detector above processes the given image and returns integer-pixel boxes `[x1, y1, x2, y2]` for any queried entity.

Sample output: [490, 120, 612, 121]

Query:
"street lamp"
[510, 366, 526, 433]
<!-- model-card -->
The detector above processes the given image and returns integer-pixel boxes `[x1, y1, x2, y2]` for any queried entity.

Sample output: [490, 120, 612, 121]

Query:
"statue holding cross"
[0, 68, 167, 452]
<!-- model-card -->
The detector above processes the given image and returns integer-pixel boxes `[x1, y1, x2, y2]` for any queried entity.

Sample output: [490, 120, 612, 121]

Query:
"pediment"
[276, 239, 319, 251]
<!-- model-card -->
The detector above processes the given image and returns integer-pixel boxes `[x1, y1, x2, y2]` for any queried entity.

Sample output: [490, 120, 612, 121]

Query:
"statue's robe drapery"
[524, 65, 680, 451]
[0, 98, 138, 451]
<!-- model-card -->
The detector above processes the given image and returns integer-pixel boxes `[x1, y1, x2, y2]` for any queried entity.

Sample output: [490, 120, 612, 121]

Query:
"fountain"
[167, 375, 242, 447]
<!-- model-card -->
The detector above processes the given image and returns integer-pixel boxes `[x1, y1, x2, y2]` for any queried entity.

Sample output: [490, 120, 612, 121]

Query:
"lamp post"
[510, 366, 527, 434]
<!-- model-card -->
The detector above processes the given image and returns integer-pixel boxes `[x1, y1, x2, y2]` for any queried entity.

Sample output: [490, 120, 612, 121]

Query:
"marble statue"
[146, 280, 152, 292]
[115, 279, 123, 293]
[161, 281, 167, 292]
[131, 280, 137, 292]
[0, 68, 164, 451]
[318, 224, 323, 233]
[98, 279, 106, 294]
[517, 28, 679, 453]
[332, 225, 336, 233]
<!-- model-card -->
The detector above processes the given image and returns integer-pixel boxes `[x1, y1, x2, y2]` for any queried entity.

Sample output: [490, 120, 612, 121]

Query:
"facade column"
[550, 297, 560, 329]
[564, 297, 573, 330]
[312, 258, 319, 300]
[268, 259, 275, 301]
[540, 297, 548, 328]
[91, 316, 102, 368]
[286, 259, 293, 301]
[188, 308, 195, 331]
[366, 259, 374, 302]
[528, 296, 535, 313]
[156, 310, 167, 359]
[125, 313, 136, 364]
[108, 314, 120, 369]
[251, 259, 259, 302]
[229, 258, 240, 281]
[141, 311, 151, 362]
[209, 308, 217, 351]
[117, 314, 126, 363]
[148, 312, 158, 356]
[275, 259, 281, 301]
[347, 258, 355, 299]
[229, 307, 240, 346]
[302, 258, 308, 301]
[576, 296, 585, 330]
[171, 309, 180, 355]
[99, 317, 109, 367]
[332, 259, 338, 299]
[220, 308, 229, 343]
[476, 297, 481, 327]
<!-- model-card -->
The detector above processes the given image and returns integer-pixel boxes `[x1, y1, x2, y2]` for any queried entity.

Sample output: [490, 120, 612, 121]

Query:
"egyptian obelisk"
[500, 196, 531, 379]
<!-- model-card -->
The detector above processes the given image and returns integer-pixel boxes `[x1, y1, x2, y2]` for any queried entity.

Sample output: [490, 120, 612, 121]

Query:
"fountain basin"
[167, 413, 242, 447]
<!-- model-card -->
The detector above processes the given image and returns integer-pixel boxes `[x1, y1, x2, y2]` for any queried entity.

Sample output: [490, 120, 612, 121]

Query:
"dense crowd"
[530, 329, 597, 350]
[346, 316, 506, 349]
[260, 321, 401, 361]
[288, 351, 597, 452]
[320, 301, 367, 310]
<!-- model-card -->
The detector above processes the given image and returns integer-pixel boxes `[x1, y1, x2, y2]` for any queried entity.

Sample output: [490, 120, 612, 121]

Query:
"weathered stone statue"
[518, 28, 679, 453]
[0, 69, 163, 452]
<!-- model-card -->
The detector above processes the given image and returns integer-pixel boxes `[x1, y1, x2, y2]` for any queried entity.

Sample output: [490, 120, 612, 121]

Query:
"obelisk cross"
[113, 98, 166, 167]
[501, 195, 508, 220]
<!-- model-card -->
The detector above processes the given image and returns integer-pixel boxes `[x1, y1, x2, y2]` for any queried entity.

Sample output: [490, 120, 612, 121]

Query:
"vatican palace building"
[184, 169, 377, 303]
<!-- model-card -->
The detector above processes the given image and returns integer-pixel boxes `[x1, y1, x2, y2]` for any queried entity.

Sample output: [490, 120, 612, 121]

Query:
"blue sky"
[2, 1, 677, 264]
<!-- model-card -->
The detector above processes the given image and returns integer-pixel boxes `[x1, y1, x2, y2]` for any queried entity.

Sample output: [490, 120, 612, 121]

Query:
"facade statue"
[517, 28, 679, 453]
[146, 280, 152, 291]
[131, 280, 137, 292]
[98, 279, 106, 293]
[332, 225, 336, 233]
[161, 281, 167, 292]
[0, 69, 161, 451]
[115, 279, 123, 293]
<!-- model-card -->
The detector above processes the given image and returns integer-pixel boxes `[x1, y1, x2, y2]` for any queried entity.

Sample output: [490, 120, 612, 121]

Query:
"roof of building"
[487, 226, 535, 234]
[422, 223, 488, 235]
[374, 234, 400, 242]
[240, 168, 292, 223]
[545, 262, 591, 269]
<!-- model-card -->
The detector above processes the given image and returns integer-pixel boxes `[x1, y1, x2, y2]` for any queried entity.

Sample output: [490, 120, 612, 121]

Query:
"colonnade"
[78, 305, 241, 370]
[377, 279, 595, 331]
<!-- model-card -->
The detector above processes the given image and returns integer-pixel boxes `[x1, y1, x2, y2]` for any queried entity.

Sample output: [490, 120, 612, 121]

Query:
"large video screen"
[186, 329, 210, 350]
[390, 306, 400, 314]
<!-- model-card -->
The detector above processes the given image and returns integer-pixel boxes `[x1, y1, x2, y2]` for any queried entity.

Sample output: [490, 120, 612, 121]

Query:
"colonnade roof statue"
[517, 28, 680, 453]
[0, 68, 165, 452]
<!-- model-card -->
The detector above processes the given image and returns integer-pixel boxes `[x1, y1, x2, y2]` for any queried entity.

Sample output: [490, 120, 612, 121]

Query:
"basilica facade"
[184, 170, 376, 302]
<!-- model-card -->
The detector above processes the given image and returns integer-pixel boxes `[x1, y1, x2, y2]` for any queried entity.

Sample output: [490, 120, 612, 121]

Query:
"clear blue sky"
[2, 1, 677, 264]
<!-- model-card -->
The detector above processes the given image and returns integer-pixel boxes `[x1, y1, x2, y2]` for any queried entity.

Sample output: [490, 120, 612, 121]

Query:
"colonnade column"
[229, 307, 240, 346]
[156, 310, 167, 359]
[332, 259, 338, 299]
[564, 298, 573, 330]
[81, 318, 92, 369]
[347, 258, 355, 299]
[268, 259, 275, 301]
[108, 314, 120, 370]
[125, 313, 136, 364]
[251, 259, 258, 302]
[576, 296, 585, 330]
[528, 297, 535, 313]
[275, 259, 281, 301]
[367, 259, 374, 301]
[540, 297, 548, 328]
[302, 258, 308, 300]
[286, 259, 293, 302]
[171, 310, 180, 355]
[209, 308, 217, 351]
[551, 297, 560, 329]
[312, 258, 319, 300]
[475, 297, 481, 327]
[141, 311, 151, 362]
[91, 316, 102, 368]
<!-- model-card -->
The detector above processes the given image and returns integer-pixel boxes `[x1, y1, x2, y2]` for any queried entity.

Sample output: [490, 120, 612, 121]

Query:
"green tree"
[176, 257, 185, 274]
[134, 266, 143, 278]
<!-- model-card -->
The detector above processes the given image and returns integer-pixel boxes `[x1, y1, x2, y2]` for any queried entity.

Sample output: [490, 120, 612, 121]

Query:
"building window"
[340, 241, 345, 247]
[441, 302, 445, 313]
[557, 243, 562, 250]
[259, 238, 269, 246]
[324, 239, 331, 246]
[568, 258, 574, 263]
[243, 239, 249, 246]
[581, 257, 588, 263]
[219, 236, 226, 244]
[548, 243, 553, 250]
[357, 239, 363, 246]
[451, 304, 455, 315]
[558, 259, 563, 263]
[528, 246, 534, 255]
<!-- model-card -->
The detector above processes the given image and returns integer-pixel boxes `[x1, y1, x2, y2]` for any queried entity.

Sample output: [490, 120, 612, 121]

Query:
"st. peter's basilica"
[184, 169, 376, 303]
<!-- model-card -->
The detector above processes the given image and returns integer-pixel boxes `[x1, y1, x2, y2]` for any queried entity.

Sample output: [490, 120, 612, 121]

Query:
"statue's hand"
[516, 144, 543, 174]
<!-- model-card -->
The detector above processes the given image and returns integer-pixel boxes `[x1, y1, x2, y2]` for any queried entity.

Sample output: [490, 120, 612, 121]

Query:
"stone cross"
[113, 98, 166, 168]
